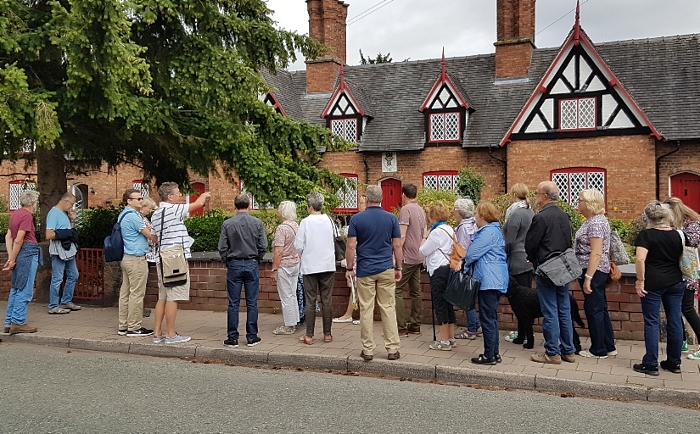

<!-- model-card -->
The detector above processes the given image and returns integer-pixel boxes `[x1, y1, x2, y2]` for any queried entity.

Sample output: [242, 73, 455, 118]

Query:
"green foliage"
[0, 213, 11, 238]
[75, 207, 123, 248]
[626, 217, 646, 245]
[184, 208, 281, 252]
[1, 0, 350, 223]
[417, 189, 458, 225]
[456, 168, 486, 203]
[608, 218, 632, 241]
[0, 196, 8, 212]
[359, 49, 393, 64]
[557, 200, 585, 235]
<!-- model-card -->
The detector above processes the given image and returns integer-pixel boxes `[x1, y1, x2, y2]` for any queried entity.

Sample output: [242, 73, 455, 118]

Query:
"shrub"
[456, 167, 486, 203]
[626, 217, 645, 245]
[75, 207, 123, 248]
[184, 208, 281, 253]
[608, 217, 632, 240]
[0, 213, 10, 238]
[417, 189, 458, 225]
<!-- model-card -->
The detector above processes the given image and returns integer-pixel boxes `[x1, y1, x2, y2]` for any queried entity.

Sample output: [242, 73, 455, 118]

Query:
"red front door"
[671, 173, 700, 213]
[380, 179, 402, 213]
[188, 182, 206, 216]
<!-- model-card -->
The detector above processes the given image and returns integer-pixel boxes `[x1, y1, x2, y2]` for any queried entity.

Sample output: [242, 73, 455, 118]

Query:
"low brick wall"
[0, 249, 646, 341]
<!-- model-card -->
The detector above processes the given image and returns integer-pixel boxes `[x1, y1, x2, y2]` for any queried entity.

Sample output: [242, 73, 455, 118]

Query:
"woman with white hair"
[3, 190, 41, 335]
[452, 198, 482, 340]
[271, 201, 301, 335]
[633, 201, 685, 376]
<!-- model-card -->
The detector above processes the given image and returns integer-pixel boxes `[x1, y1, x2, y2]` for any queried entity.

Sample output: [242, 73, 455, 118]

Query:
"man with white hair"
[345, 185, 403, 361]
[525, 181, 576, 365]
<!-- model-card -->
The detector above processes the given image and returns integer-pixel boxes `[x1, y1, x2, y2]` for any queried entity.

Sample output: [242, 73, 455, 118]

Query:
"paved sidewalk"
[3, 302, 700, 406]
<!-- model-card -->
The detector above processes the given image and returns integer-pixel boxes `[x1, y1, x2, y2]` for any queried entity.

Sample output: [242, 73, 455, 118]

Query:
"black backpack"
[104, 211, 131, 263]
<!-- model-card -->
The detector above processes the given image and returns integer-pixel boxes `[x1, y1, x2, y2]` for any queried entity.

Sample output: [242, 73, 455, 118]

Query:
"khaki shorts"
[156, 264, 190, 301]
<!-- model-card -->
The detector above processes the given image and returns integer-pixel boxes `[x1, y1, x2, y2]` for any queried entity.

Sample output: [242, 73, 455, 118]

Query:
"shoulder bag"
[328, 215, 346, 261]
[438, 227, 466, 271]
[444, 267, 480, 312]
[678, 230, 700, 281]
[158, 207, 189, 287]
[535, 248, 582, 286]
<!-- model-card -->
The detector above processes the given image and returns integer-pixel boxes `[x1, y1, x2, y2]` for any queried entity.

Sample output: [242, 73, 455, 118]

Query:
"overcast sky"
[266, 0, 700, 70]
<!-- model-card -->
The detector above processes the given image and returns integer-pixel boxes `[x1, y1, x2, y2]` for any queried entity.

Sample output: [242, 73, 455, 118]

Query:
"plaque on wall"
[382, 152, 397, 173]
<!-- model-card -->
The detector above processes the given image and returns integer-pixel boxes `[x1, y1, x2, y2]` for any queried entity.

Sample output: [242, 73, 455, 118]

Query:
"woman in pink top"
[271, 201, 301, 335]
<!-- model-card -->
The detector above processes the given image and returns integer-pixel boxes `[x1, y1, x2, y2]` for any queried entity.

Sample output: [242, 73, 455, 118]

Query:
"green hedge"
[184, 208, 281, 253]
[0, 213, 11, 238]
[75, 207, 123, 248]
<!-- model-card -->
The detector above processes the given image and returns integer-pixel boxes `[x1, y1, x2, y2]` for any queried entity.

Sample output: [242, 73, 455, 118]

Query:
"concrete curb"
[6, 334, 700, 407]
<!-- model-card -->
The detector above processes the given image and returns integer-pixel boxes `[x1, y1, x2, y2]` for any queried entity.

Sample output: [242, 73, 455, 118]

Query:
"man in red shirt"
[3, 190, 41, 334]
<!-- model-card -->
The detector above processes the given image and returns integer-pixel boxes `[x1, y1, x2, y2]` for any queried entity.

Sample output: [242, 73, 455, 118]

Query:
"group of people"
[5, 179, 699, 375]
[3, 183, 212, 347]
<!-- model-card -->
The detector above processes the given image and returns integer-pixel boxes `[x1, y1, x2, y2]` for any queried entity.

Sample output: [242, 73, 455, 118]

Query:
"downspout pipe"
[362, 152, 370, 185]
[488, 145, 507, 194]
[655, 140, 681, 200]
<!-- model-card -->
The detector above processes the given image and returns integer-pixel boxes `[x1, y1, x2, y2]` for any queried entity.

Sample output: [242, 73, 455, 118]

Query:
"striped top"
[151, 202, 194, 263]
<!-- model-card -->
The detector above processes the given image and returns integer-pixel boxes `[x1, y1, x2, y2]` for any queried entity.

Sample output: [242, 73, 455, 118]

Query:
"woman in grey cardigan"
[503, 183, 535, 287]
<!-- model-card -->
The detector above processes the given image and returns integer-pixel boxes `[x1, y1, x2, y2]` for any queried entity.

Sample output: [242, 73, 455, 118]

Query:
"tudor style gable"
[420, 52, 471, 144]
[502, 5, 661, 145]
[321, 66, 366, 143]
[262, 92, 286, 116]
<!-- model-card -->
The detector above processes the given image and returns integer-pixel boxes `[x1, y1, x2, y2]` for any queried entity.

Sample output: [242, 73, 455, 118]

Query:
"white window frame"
[559, 97, 596, 130]
[422, 171, 459, 191]
[429, 112, 461, 142]
[551, 169, 606, 207]
[330, 118, 358, 143]
[334, 174, 358, 211]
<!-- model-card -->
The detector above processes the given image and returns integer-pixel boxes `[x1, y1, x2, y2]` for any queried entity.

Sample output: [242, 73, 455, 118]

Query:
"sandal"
[323, 334, 333, 343]
[299, 335, 313, 345]
[454, 330, 477, 340]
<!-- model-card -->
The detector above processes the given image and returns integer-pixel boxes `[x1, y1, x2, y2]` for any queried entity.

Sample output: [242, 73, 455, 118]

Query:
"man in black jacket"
[525, 181, 576, 364]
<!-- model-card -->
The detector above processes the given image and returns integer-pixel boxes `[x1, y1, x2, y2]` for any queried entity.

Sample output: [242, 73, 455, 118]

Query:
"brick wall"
[319, 146, 507, 200]
[657, 140, 700, 201]
[507, 135, 657, 220]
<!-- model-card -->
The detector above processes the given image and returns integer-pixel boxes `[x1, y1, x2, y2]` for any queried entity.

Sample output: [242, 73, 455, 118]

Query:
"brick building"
[1, 0, 699, 218]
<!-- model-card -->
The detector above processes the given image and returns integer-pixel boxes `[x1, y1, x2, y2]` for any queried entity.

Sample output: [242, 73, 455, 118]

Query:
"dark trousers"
[641, 282, 685, 367]
[430, 265, 455, 325]
[226, 259, 259, 341]
[478, 290, 501, 359]
[681, 285, 700, 343]
[579, 270, 616, 356]
[304, 271, 334, 338]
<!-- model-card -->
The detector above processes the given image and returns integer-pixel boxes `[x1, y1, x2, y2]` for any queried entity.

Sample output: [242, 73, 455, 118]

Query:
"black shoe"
[360, 350, 373, 361]
[388, 351, 401, 360]
[633, 363, 659, 376]
[117, 329, 127, 336]
[126, 327, 154, 337]
[495, 354, 502, 363]
[247, 336, 262, 347]
[407, 323, 421, 334]
[471, 354, 497, 365]
[660, 360, 681, 374]
[224, 339, 239, 347]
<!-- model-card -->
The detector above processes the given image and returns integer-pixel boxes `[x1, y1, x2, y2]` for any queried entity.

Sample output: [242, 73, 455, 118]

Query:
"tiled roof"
[262, 33, 700, 151]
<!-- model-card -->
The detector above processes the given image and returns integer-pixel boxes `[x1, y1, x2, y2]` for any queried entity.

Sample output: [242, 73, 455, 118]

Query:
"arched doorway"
[671, 173, 700, 213]
[188, 182, 206, 216]
[380, 178, 402, 213]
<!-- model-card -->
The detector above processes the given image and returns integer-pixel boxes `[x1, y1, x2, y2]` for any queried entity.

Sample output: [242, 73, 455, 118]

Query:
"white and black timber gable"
[502, 6, 661, 145]
[321, 66, 368, 143]
[262, 92, 286, 116]
[420, 52, 471, 144]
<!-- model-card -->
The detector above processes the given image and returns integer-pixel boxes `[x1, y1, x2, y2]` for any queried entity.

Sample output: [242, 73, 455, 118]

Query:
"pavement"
[3, 301, 700, 407]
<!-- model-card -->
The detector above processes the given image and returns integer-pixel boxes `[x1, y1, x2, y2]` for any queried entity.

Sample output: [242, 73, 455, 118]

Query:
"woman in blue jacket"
[464, 202, 509, 365]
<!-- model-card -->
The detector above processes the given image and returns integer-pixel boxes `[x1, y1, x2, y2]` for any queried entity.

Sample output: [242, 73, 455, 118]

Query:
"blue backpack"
[104, 211, 131, 263]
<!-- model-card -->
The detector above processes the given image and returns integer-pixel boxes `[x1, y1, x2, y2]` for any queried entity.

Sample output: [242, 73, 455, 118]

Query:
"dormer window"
[420, 54, 471, 145]
[560, 97, 596, 130]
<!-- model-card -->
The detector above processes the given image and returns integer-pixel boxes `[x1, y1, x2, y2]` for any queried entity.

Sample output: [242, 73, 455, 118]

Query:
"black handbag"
[444, 267, 480, 311]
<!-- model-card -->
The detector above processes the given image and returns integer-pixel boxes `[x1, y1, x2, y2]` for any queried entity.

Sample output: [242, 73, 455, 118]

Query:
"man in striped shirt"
[151, 182, 211, 344]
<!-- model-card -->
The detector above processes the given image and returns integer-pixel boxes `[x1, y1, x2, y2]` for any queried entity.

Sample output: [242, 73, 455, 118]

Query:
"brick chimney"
[306, 0, 348, 93]
[494, 0, 536, 79]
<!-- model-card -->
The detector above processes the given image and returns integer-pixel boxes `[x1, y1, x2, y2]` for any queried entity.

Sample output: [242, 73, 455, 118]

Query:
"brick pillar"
[494, 0, 536, 79]
[305, 0, 348, 93]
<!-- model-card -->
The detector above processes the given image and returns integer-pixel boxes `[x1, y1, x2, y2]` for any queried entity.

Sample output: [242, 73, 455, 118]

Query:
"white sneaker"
[579, 350, 608, 359]
[165, 334, 191, 344]
[607, 350, 618, 356]
[504, 331, 518, 342]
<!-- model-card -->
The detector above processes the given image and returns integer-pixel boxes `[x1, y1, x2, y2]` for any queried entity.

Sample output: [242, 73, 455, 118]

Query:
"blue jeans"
[536, 276, 575, 356]
[467, 309, 481, 332]
[49, 255, 79, 310]
[5, 255, 39, 326]
[640, 282, 685, 367]
[226, 260, 260, 341]
[478, 290, 501, 359]
[579, 271, 616, 356]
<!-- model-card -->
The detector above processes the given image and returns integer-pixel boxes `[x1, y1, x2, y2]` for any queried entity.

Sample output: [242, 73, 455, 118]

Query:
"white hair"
[278, 200, 297, 221]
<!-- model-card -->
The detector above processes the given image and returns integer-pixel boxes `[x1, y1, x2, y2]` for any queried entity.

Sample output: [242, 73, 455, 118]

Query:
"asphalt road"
[0, 343, 698, 434]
